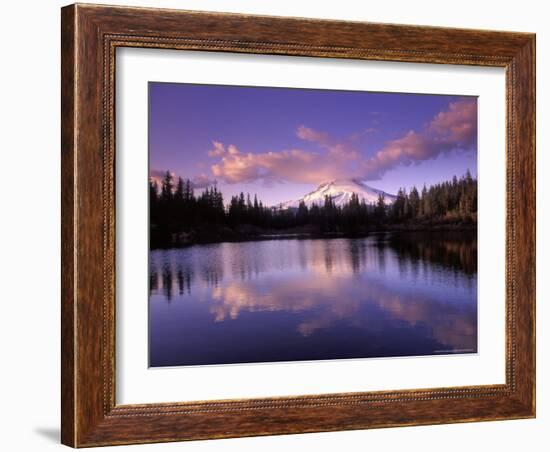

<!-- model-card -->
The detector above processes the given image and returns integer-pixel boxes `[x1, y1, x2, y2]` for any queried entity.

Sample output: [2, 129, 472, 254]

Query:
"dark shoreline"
[150, 223, 477, 250]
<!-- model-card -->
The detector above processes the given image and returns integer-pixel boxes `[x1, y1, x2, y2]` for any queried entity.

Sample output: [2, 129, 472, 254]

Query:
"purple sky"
[149, 82, 477, 206]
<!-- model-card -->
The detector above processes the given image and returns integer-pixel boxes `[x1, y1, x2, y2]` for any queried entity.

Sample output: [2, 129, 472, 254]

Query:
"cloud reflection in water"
[149, 233, 477, 366]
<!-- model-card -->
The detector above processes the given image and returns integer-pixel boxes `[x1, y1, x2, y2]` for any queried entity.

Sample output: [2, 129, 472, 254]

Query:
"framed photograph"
[61, 3, 535, 447]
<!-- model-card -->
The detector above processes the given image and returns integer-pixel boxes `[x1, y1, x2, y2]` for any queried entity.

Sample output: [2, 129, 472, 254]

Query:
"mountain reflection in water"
[149, 232, 477, 367]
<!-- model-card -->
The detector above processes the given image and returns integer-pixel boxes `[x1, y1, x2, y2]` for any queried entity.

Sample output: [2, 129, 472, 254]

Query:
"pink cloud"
[207, 99, 477, 185]
[209, 124, 368, 184]
[211, 146, 341, 184]
[207, 141, 226, 157]
[429, 99, 477, 147]
[363, 99, 477, 179]
[296, 125, 359, 160]
[296, 125, 330, 144]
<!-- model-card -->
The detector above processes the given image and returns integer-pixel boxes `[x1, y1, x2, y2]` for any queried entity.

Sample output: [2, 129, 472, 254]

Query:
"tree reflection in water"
[150, 232, 476, 297]
[149, 232, 477, 366]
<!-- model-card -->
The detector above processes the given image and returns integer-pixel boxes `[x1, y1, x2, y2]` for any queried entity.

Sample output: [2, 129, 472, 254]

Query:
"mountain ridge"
[276, 179, 397, 209]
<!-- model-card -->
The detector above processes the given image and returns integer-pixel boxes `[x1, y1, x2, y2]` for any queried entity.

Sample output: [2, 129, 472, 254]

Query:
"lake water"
[149, 232, 477, 367]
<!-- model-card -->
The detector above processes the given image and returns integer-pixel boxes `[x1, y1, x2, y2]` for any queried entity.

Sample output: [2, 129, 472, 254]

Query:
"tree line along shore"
[150, 171, 477, 248]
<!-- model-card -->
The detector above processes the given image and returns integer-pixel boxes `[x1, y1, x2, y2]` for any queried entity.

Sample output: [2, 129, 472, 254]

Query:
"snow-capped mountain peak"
[277, 179, 396, 209]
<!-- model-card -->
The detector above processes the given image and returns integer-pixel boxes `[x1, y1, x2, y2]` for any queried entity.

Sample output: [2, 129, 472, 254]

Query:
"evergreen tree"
[174, 177, 184, 202]
[409, 186, 420, 218]
[297, 200, 309, 225]
[160, 171, 173, 202]
[375, 193, 386, 220]
[149, 180, 159, 223]
[183, 179, 193, 203]
[392, 188, 406, 220]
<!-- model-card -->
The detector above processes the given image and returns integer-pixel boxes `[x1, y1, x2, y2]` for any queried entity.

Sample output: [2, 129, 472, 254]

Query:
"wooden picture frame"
[61, 3, 535, 447]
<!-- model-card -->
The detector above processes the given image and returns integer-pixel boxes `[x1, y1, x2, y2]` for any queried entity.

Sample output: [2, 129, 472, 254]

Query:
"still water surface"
[149, 232, 477, 367]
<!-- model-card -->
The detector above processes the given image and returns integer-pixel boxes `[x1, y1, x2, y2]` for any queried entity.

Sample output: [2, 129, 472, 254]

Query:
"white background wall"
[0, 1, 546, 450]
